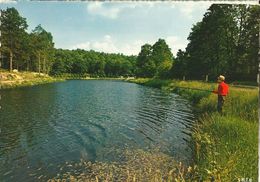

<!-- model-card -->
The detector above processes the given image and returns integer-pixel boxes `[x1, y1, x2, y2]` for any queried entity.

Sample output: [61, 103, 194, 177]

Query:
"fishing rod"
[171, 86, 213, 92]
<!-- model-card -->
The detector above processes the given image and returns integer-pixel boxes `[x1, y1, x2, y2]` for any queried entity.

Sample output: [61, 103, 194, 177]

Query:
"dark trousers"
[217, 95, 225, 113]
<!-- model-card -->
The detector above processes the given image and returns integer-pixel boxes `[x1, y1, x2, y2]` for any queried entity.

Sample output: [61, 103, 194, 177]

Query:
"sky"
[0, 0, 258, 56]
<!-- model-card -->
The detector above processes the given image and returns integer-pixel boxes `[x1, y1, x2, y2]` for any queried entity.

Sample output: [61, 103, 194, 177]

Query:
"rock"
[9, 74, 23, 80]
[0, 74, 8, 80]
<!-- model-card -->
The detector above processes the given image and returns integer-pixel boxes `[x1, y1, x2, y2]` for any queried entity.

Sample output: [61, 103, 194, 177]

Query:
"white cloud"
[175, 1, 258, 19]
[71, 35, 188, 56]
[72, 35, 120, 54]
[175, 2, 211, 19]
[179, 3, 197, 19]
[0, 0, 17, 4]
[92, 35, 118, 53]
[86, 2, 140, 19]
[120, 40, 146, 56]
[72, 42, 90, 50]
[165, 36, 188, 56]
[71, 35, 147, 56]
[86, 2, 176, 19]
[87, 2, 121, 19]
[141, 1, 172, 8]
[86, 1, 258, 20]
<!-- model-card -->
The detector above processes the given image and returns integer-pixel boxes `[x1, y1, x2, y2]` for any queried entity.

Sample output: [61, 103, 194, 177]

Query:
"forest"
[171, 4, 260, 81]
[0, 4, 259, 81]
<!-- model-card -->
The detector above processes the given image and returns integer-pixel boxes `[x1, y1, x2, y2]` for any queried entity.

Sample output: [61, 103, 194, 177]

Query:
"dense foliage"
[0, 8, 55, 73]
[0, 7, 136, 77]
[131, 78, 258, 181]
[51, 49, 136, 77]
[1, 5, 259, 81]
[136, 39, 174, 78]
[170, 4, 260, 81]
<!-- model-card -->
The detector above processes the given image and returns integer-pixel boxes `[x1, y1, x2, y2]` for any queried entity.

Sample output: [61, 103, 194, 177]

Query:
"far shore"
[0, 70, 138, 89]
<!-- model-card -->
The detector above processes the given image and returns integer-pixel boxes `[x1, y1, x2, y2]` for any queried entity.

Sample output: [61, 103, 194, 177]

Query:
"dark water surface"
[0, 80, 194, 181]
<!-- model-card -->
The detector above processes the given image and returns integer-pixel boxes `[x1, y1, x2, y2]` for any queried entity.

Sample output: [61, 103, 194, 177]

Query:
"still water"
[0, 80, 194, 181]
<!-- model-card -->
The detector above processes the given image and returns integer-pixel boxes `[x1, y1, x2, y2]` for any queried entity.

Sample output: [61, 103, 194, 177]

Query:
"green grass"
[129, 78, 258, 181]
[3, 74, 256, 181]
[193, 114, 258, 181]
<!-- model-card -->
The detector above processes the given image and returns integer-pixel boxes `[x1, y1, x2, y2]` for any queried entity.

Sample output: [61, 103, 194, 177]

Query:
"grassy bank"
[129, 78, 258, 181]
[0, 70, 64, 89]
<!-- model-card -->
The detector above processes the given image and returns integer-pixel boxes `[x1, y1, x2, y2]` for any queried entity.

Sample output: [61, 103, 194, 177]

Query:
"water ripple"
[0, 80, 194, 181]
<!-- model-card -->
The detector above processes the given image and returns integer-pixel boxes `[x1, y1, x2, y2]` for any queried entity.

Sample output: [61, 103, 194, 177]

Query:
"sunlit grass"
[48, 149, 191, 182]
[129, 78, 258, 181]
[193, 114, 258, 181]
[0, 70, 64, 89]
[4, 75, 256, 181]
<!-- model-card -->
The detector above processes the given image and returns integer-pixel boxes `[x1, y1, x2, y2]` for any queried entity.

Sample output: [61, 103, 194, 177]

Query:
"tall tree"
[180, 4, 259, 81]
[151, 39, 173, 78]
[136, 44, 156, 77]
[186, 5, 238, 79]
[170, 49, 188, 79]
[31, 24, 55, 74]
[0, 7, 28, 71]
[240, 5, 260, 80]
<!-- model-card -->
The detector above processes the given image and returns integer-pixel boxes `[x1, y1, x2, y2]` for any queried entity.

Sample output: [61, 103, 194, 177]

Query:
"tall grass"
[193, 114, 258, 181]
[130, 78, 258, 181]
[48, 149, 190, 182]
[29, 77, 257, 181]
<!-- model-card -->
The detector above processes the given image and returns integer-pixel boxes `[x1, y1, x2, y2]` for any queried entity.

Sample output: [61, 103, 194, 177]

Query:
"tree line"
[0, 5, 259, 81]
[0, 8, 55, 74]
[136, 39, 173, 78]
[52, 49, 136, 77]
[170, 4, 260, 81]
[0, 8, 136, 77]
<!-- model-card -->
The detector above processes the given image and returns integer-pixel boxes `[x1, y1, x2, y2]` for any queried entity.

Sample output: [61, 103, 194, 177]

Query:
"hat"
[218, 75, 225, 81]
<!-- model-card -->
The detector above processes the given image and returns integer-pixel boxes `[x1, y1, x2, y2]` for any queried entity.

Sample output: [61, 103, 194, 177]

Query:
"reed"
[48, 149, 190, 182]
[130, 78, 258, 181]
[44, 78, 258, 181]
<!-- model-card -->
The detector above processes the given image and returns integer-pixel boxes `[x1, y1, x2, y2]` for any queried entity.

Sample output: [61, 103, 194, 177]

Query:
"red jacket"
[213, 82, 229, 96]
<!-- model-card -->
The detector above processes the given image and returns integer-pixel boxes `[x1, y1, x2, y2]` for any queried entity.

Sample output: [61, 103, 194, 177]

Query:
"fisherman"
[212, 75, 229, 113]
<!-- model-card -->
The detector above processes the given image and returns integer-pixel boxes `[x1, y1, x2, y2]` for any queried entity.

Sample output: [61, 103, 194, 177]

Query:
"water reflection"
[0, 85, 58, 181]
[0, 80, 194, 181]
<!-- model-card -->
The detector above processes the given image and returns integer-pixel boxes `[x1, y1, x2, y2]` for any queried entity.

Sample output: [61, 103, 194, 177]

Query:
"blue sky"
[0, 1, 258, 56]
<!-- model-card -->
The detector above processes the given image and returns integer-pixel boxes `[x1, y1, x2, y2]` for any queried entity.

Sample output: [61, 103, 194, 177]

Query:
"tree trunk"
[0, 51, 2, 68]
[27, 60, 29, 71]
[9, 50, 13, 72]
[43, 56, 46, 74]
[38, 52, 41, 75]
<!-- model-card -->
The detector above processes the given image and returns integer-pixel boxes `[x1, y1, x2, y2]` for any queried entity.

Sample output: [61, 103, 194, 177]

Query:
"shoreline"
[1, 74, 257, 180]
[128, 78, 258, 181]
[0, 72, 134, 90]
[0, 71, 65, 90]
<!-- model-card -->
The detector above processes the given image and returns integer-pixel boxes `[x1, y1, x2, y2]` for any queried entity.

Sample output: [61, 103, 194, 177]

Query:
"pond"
[0, 80, 194, 181]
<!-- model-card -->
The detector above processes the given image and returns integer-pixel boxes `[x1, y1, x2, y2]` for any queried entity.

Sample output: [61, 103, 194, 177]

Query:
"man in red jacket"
[212, 75, 229, 113]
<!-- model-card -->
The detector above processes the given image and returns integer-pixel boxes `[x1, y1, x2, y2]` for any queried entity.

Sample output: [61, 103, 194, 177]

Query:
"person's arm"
[212, 85, 219, 94]
[212, 84, 222, 94]
[212, 89, 218, 94]
[218, 84, 224, 95]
